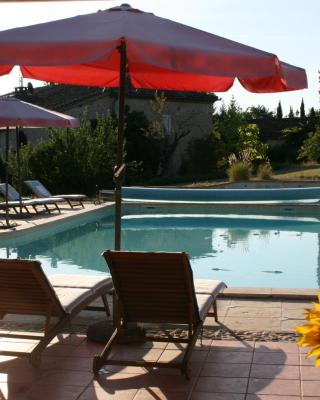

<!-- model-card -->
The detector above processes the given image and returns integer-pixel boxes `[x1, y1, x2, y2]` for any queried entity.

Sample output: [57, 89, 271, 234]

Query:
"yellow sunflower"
[296, 292, 320, 367]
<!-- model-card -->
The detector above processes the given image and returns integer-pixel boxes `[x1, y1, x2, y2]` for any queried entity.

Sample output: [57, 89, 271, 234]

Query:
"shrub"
[298, 126, 320, 162]
[227, 161, 252, 182]
[256, 163, 273, 180]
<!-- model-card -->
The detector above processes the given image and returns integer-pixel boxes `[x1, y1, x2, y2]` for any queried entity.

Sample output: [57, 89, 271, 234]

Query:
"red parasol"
[0, 4, 307, 245]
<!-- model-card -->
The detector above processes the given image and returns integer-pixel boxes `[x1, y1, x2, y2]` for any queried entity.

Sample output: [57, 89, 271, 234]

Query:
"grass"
[176, 164, 320, 188]
[272, 164, 320, 181]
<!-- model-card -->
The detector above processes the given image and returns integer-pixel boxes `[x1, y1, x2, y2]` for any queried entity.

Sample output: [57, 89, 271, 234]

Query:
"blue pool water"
[1, 206, 320, 289]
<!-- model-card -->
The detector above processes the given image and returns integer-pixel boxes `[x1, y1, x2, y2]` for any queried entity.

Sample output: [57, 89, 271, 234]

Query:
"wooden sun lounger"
[93, 251, 226, 379]
[0, 259, 113, 367]
[24, 180, 86, 209]
[0, 183, 64, 214]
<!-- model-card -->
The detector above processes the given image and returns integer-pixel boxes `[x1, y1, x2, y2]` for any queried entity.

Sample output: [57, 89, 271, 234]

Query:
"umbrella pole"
[16, 127, 22, 214]
[114, 40, 127, 250]
[4, 127, 10, 227]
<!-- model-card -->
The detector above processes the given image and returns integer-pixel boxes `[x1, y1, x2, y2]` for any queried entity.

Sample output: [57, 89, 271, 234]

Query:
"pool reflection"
[1, 214, 319, 288]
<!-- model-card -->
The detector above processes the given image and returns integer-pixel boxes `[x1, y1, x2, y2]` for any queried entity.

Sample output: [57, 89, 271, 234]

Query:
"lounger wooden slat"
[93, 250, 226, 379]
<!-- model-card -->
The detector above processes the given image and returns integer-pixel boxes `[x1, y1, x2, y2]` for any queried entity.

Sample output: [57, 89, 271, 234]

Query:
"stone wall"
[1, 86, 217, 174]
[63, 95, 214, 174]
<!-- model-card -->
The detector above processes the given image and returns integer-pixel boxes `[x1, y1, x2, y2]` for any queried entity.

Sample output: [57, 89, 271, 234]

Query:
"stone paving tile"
[78, 384, 138, 400]
[224, 288, 272, 297]
[95, 372, 197, 392]
[250, 364, 300, 380]
[302, 380, 320, 397]
[254, 342, 299, 353]
[281, 308, 307, 319]
[281, 300, 314, 309]
[226, 308, 281, 318]
[18, 384, 86, 400]
[42, 343, 79, 358]
[50, 333, 86, 346]
[301, 365, 320, 380]
[36, 369, 93, 387]
[222, 317, 281, 331]
[195, 338, 213, 350]
[300, 346, 312, 354]
[0, 381, 34, 400]
[0, 339, 37, 354]
[246, 396, 300, 400]
[300, 353, 317, 366]
[112, 347, 164, 363]
[229, 299, 281, 308]
[210, 340, 254, 352]
[204, 316, 225, 326]
[281, 319, 305, 331]
[301, 398, 320, 400]
[247, 378, 301, 396]
[143, 342, 168, 350]
[253, 351, 300, 365]
[133, 387, 188, 400]
[195, 376, 248, 393]
[200, 362, 251, 378]
[39, 356, 93, 372]
[190, 393, 245, 400]
[206, 350, 253, 364]
[151, 362, 203, 378]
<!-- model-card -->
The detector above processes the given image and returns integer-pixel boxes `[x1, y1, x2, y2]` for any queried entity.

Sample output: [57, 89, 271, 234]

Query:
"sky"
[0, 0, 318, 115]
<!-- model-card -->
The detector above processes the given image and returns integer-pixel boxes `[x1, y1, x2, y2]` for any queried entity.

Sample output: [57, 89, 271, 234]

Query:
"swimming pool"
[1, 204, 319, 289]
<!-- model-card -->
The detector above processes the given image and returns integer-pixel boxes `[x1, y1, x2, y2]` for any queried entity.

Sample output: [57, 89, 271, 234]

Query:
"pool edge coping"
[0, 202, 114, 240]
[221, 287, 318, 300]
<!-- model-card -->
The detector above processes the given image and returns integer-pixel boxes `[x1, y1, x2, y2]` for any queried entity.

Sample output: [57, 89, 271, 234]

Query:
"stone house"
[1, 84, 219, 174]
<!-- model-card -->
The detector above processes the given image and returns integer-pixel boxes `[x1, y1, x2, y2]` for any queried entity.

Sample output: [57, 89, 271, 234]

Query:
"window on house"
[162, 114, 172, 134]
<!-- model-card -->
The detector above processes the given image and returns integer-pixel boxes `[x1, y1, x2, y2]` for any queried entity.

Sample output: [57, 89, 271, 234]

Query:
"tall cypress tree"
[288, 106, 294, 118]
[300, 98, 306, 118]
[276, 101, 283, 119]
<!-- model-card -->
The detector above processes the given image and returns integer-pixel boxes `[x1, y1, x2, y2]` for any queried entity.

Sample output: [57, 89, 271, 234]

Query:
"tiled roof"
[9, 84, 219, 113]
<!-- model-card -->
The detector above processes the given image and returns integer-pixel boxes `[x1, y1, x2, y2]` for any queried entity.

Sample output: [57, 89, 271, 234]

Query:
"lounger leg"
[181, 322, 203, 380]
[93, 327, 119, 375]
[101, 294, 111, 317]
[54, 203, 61, 213]
[29, 315, 71, 368]
[32, 205, 40, 214]
[43, 204, 52, 214]
[213, 300, 218, 322]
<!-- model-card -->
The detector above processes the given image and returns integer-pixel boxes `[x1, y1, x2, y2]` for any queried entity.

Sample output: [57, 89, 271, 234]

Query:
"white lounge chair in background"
[0, 183, 63, 214]
[24, 180, 86, 209]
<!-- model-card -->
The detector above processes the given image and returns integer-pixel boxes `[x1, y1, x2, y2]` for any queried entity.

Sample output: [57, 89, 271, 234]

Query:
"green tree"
[309, 107, 316, 118]
[300, 98, 306, 118]
[212, 99, 246, 161]
[298, 126, 320, 162]
[237, 124, 268, 162]
[184, 99, 268, 177]
[281, 124, 309, 162]
[288, 106, 295, 118]
[276, 101, 283, 119]
[8, 112, 119, 195]
[245, 105, 274, 119]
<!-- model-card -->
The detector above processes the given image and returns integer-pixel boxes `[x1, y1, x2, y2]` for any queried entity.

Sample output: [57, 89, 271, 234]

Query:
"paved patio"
[1, 334, 319, 400]
[1, 297, 319, 400]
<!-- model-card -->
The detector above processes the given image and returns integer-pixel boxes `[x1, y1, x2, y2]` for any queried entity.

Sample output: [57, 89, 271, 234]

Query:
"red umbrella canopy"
[0, 96, 80, 128]
[0, 4, 307, 93]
